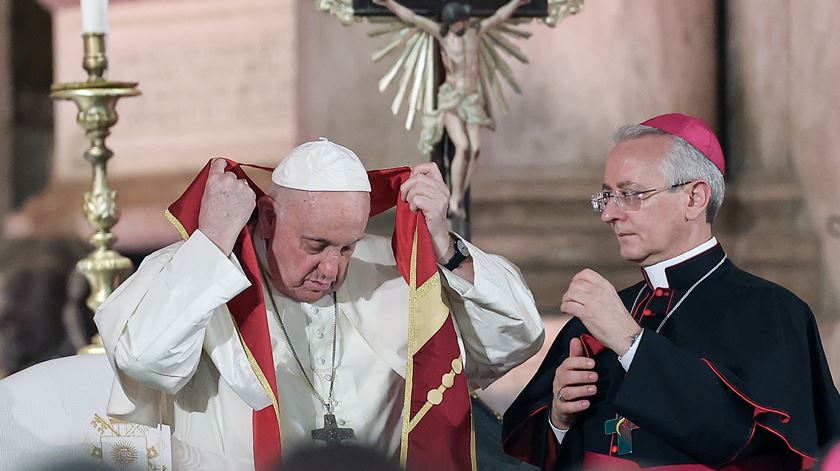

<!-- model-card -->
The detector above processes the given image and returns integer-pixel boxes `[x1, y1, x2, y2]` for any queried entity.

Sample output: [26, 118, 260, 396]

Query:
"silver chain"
[259, 262, 339, 414]
[630, 255, 727, 333]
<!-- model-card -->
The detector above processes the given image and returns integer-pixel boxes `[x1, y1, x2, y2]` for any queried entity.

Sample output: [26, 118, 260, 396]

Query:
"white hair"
[613, 125, 725, 223]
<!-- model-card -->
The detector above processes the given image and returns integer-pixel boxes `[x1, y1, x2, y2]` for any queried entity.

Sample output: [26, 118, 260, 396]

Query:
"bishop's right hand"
[550, 337, 598, 430]
[198, 158, 256, 256]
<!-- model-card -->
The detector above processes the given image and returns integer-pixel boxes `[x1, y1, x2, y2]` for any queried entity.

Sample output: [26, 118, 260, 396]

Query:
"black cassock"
[502, 244, 840, 470]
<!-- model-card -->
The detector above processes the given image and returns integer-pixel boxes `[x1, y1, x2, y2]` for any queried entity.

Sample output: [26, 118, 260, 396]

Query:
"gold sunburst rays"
[368, 21, 409, 38]
[496, 23, 533, 39]
[372, 21, 531, 133]
[485, 27, 531, 65]
[373, 25, 436, 130]
[477, 49, 506, 124]
[479, 33, 525, 95]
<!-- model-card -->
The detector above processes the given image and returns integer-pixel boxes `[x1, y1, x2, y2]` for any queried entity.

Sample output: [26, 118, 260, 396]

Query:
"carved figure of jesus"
[374, 0, 530, 216]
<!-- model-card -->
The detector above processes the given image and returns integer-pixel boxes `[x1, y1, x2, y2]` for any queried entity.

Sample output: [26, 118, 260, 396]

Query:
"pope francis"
[95, 139, 544, 470]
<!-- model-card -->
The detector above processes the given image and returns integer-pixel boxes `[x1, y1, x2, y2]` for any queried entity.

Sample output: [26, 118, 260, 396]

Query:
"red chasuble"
[165, 159, 476, 471]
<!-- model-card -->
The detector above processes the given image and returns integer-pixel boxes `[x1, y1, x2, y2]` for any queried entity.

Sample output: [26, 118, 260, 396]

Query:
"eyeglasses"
[590, 181, 692, 213]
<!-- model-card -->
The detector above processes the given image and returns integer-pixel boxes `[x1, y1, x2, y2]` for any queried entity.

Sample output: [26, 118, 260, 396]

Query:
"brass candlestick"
[51, 33, 140, 354]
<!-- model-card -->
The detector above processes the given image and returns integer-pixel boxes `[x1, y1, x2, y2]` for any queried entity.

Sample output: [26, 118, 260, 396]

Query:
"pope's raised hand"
[551, 337, 597, 430]
[198, 159, 256, 255]
[560, 269, 641, 356]
[399, 162, 452, 263]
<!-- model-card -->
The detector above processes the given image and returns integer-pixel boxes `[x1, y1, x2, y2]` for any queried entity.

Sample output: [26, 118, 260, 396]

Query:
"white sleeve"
[549, 416, 569, 445]
[618, 329, 644, 371]
[97, 230, 251, 395]
[439, 234, 544, 389]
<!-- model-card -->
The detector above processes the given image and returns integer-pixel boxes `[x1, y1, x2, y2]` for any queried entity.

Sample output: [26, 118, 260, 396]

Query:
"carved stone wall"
[724, 0, 839, 379]
[481, 0, 718, 172]
[789, 0, 840, 379]
[47, 0, 299, 181]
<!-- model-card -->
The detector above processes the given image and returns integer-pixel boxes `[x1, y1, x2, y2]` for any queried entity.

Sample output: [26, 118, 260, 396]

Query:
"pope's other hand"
[399, 162, 451, 263]
[198, 159, 256, 255]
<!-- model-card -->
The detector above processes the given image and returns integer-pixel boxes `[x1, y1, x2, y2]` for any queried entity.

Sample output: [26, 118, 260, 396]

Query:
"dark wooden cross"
[311, 413, 355, 445]
[604, 415, 640, 455]
[352, 0, 548, 17]
[352, 0, 549, 239]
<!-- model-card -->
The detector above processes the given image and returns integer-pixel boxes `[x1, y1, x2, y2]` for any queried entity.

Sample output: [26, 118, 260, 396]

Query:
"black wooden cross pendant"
[311, 413, 355, 445]
[604, 415, 639, 455]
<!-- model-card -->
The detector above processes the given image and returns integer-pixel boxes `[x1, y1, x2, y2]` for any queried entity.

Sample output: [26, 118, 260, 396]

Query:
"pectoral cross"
[604, 415, 639, 455]
[311, 413, 355, 445]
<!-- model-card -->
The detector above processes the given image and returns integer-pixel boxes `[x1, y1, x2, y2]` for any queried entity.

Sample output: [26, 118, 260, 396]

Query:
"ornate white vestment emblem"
[88, 414, 171, 471]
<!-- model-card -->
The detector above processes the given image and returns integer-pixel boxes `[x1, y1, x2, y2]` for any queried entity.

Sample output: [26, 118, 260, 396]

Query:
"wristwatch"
[443, 236, 470, 271]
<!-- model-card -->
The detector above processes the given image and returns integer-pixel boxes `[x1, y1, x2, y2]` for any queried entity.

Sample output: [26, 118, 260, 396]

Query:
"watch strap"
[443, 238, 468, 271]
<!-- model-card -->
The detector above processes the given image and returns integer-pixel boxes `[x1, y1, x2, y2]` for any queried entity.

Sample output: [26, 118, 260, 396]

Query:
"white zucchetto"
[271, 138, 371, 192]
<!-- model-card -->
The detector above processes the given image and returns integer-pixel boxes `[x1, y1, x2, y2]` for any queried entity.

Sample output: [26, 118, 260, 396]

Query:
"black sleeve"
[615, 280, 840, 466]
[614, 329, 760, 465]
[503, 319, 588, 470]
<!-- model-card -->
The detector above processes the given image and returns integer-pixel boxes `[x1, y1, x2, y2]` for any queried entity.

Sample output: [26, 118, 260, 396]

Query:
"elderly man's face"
[600, 135, 691, 266]
[258, 189, 369, 303]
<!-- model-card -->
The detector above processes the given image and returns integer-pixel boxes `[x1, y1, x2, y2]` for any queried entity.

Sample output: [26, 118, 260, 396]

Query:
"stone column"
[724, 0, 792, 179]
[723, 0, 838, 383]
[790, 0, 840, 382]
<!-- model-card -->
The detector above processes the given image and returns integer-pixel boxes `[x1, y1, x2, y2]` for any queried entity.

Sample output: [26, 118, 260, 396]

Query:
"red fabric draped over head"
[166, 159, 474, 470]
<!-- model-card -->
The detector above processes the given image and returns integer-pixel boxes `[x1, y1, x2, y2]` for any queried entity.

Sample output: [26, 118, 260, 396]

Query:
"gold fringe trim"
[399, 231, 419, 467]
[235, 324, 282, 429]
[413, 271, 440, 299]
[470, 409, 478, 471]
[163, 209, 189, 241]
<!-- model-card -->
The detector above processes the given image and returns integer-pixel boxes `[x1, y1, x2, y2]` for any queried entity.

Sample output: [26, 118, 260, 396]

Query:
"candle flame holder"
[50, 33, 140, 354]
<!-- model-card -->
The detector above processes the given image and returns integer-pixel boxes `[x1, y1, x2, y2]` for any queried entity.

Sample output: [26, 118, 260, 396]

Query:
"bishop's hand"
[198, 158, 256, 256]
[551, 338, 597, 430]
[560, 269, 641, 356]
[399, 162, 452, 264]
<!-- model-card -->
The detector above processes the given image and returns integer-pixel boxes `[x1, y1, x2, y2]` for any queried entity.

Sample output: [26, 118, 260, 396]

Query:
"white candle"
[81, 0, 108, 34]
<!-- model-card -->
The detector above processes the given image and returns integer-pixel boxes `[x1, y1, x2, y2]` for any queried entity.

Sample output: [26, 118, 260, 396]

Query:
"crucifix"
[317, 0, 582, 235]
[604, 415, 640, 456]
[311, 413, 356, 445]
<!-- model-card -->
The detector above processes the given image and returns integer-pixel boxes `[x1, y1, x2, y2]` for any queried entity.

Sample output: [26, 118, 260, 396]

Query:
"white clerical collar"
[643, 237, 718, 288]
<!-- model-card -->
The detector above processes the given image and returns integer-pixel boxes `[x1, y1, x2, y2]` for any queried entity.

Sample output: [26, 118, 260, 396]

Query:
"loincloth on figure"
[418, 83, 495, 155]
